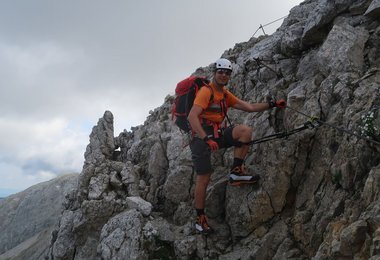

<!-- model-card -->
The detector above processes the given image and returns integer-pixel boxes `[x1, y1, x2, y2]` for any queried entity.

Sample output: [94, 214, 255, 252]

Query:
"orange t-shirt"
[193, 82, 238, 123]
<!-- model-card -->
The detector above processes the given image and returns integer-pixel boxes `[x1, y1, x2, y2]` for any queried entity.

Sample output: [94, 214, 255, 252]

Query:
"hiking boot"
[228, 166, 260, 186]
[195, 214, 213, 234]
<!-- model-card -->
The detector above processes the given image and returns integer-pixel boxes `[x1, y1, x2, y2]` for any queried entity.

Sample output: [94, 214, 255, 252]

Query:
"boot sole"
[195, 228, 213, 235]
[228, 180, 258, 186]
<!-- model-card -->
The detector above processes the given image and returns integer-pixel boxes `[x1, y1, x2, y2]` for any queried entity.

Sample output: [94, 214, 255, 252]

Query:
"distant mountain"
[0, 174, 78, 260]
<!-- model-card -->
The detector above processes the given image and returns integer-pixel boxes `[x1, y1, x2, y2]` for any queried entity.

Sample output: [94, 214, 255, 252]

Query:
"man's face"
[214, 69, 232, 86]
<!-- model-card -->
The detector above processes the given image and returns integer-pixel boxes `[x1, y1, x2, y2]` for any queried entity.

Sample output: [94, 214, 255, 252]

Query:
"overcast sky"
[0, 0, 303, 197]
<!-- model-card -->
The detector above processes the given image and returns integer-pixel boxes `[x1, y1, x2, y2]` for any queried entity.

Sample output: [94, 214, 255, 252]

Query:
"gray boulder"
[317, 22, 369, 76]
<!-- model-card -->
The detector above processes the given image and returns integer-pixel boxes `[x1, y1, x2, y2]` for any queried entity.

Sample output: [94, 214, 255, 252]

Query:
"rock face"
[9, 0, 378, 259]
[0, 174, 78, 260]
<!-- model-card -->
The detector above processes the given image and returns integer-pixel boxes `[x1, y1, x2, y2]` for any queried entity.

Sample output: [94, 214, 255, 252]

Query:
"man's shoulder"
[223, 88, 236, 97]
[223, 88, 240, 106]
[197, 85, 213, 95]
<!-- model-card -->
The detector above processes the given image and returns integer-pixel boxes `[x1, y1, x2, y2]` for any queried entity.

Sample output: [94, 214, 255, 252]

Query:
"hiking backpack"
[172, 76, 210, 132]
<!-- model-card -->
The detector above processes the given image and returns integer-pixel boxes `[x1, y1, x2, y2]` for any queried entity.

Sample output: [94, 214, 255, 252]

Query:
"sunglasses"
[216, 69, 232, 76]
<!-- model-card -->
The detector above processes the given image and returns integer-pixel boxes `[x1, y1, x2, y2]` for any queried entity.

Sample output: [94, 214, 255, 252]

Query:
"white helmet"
[215, 58, 232, 71]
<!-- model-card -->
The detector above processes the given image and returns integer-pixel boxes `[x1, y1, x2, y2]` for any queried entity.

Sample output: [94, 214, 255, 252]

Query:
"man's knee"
[233, 125, 252, 141]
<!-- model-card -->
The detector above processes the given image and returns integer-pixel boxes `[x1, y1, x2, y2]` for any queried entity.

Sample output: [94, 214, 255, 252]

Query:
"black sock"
[232, 158, 244, 169]
[196, 208, 205, 216]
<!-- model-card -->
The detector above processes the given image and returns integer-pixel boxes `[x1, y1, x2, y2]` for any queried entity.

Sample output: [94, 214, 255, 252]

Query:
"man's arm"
[232, 99, 270, 112]
[188, 104, 219, 151]
[188, 104, 208, 139]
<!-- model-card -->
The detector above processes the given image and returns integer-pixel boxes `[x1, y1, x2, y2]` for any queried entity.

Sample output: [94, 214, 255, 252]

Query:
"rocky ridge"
[0, 174, 78, 260]
[47, 0, 380, 259]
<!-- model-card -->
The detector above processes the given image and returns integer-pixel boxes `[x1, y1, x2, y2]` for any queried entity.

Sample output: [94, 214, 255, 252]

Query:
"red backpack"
[172, 76, 211, 132]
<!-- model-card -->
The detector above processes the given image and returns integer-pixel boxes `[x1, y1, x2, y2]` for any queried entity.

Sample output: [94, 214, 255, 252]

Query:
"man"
[187, 58, 286, 234]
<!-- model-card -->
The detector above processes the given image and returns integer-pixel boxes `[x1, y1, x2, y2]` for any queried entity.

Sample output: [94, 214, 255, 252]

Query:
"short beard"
[213, 77, 229, 87]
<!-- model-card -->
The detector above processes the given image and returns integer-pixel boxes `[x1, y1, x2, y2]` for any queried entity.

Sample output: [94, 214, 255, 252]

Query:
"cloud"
[0, 0, 304, 196]
[0, 41, 91, 118]
[0, 117, 87, 186]
[0, 160, 60, 194]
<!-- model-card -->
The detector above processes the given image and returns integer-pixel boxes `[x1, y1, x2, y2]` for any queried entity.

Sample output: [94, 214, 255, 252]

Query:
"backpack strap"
[205, 84, 214, 102]
[191, 84, 214, 138]
[221, 90, 232, 127]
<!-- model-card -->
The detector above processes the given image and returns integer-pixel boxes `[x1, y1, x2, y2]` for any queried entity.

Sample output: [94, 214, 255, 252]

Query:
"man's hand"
[274, 100, 286, 108]
[268, 99, 286, 108]
[203, 136, 219, 151]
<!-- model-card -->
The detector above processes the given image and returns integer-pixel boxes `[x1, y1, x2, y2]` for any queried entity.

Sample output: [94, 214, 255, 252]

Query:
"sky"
[0, 0, 304, 197]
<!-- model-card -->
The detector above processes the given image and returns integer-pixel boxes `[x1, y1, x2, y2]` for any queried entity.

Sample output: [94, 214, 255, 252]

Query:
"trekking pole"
[286, 106, 380, 146]
[244, 120, 319, 146]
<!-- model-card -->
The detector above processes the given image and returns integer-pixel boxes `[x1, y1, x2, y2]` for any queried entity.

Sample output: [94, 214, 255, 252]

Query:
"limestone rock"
[317, 22, 369, 76]
[362, 167, 380, 206]
[2, 0, 380, 259]
[365, 0, 380, 17]
[97, 209, 146, 260]
[371, 227, 380, 257]
[302, 0, 357, 46]
[281, 21, 304, 55]
[163, 166, 193, 205]
[334, 220, 368, 256]
[125, 196, 152, 216]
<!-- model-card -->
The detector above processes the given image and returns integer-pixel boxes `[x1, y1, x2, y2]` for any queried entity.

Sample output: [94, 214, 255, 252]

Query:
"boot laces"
[231, 165, 247, 175]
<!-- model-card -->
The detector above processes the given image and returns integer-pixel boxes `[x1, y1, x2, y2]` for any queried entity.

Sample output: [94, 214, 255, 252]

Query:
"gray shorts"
[189, 125, 242, 175]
